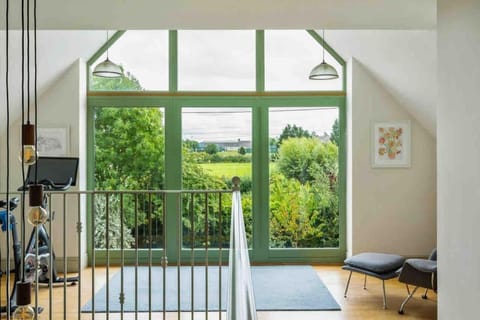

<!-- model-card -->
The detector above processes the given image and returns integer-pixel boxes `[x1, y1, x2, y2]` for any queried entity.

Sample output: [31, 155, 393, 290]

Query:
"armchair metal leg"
[382, 280, 387, 309]
[422, 288, 428, 299]
[399, 286, 419, 314]
[344, 271, 353, 298]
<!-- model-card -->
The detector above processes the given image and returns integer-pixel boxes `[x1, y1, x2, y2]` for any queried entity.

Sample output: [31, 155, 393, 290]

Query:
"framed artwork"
[372, 120, 411, 168]
[37, 127, 69, 156]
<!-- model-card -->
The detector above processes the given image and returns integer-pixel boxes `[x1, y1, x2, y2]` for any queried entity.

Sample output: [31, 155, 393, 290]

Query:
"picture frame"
[37, 127, 69, 156]
[371, 120, 411, 168]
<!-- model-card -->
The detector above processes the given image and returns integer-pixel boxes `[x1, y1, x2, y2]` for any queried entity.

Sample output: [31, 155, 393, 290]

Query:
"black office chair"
[397, 248, 437, 314]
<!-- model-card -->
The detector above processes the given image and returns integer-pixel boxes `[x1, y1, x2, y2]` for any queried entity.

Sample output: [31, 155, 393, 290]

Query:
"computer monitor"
[25, 157, 79, 186]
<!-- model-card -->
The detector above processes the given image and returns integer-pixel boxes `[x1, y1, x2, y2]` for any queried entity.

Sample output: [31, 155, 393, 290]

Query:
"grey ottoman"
[342, 252, 405, 309]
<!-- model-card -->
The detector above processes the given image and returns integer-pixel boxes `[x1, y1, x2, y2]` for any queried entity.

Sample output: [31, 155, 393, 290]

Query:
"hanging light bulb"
[309, 30, 339, 80]
[92, 31, 123, 78]
[28, 184, 48, 225]
[19, 123, 38, 165]
[12, 282, 35, 320]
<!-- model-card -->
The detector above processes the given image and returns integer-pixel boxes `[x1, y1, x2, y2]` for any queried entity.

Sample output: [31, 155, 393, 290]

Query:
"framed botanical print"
[372, 120, 411, 168]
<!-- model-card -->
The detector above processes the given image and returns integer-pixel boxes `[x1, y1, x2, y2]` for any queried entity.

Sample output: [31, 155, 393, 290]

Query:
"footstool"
[342, 252, 405, 309]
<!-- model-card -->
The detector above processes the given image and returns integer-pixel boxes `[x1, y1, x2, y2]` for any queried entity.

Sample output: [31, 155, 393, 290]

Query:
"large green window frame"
[87, 30, 346, 263]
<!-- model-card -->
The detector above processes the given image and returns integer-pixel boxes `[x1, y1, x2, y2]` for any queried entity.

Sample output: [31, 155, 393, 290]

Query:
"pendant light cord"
[106, 31, 109, 60]
[21, 0, 27, 283]
[322, 29, 325, 62]
[34, 0, 38, 185]
[5, 0, 12, 312]
[26, 0, 30, 122]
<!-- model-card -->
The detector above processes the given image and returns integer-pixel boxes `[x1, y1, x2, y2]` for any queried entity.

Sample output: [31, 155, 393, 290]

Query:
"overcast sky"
[98, 30, 340, 141]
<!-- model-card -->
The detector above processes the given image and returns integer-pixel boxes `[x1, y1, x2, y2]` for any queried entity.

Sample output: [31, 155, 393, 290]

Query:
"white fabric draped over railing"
[227, 177, 257, 320]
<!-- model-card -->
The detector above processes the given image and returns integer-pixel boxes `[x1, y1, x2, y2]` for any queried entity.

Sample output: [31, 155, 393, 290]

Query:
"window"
[93, 106, 165, 249]
[182, 107, 253, 248]
[269, 107, 339, 248]
[91, 31, 168, 91]
[265, 30, 343, 91]
[178, 30, 255, 91]
[88, 30, 346, 263]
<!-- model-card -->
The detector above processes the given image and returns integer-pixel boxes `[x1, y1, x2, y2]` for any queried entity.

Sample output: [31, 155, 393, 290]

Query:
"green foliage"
[270, 137, 339, 248]
[269, 172, 339, 248]
[330, 118, 340, 146]
[184, 139, 200, 152]
[94, 194, 135, 249]
[278, 124, 313, 147]
[277, 137, 338, 185]
[95, 107, 165, 191]
[205, 143, 218, 155]
[238, 146, 246, 155]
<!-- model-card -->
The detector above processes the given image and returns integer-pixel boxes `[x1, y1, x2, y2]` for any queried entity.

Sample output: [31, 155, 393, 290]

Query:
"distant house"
[198, 139, 252, 153]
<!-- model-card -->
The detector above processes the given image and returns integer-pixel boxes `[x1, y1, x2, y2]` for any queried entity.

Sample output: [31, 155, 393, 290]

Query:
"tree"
[277, 137, 338, 185]
[271, 137, 340, 248]
[238, 146, 246, 155]
[92, 70, 166, 248]
[330, 118, 340, 146]
[278, 124, 313, 148]
[205, 143, 218, 155]
[184, 139, 200, 152]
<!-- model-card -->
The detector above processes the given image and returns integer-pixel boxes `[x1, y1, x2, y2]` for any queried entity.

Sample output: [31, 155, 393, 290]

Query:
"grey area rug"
[82, 265, 341, 312]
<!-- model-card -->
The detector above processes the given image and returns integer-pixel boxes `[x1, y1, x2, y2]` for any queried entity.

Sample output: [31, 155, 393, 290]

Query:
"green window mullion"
[169, 30, 178, 92]
[338, 98, 347, 255]
[256, 30, 265, 92]
[251, 103, 270, 262]
[164, 100, 182, 263]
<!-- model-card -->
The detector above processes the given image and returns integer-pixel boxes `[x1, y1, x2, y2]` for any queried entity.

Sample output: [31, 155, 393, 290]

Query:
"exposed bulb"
[19, 145, 38, 165]
[28, 206, 48, 225]
[12, 305, 35, 320]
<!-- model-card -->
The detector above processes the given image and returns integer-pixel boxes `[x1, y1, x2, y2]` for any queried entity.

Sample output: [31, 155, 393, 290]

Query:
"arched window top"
[89, 30, 345, 92]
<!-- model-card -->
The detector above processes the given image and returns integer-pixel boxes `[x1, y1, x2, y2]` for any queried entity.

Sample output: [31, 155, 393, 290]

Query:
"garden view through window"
[269, 107, 340, 248]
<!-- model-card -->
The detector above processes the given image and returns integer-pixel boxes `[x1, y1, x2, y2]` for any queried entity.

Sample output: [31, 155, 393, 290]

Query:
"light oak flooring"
[0, 265, 437, 319]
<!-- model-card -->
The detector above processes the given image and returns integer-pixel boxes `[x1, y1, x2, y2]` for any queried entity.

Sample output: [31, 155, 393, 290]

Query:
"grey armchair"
[397, 249, 437, 314]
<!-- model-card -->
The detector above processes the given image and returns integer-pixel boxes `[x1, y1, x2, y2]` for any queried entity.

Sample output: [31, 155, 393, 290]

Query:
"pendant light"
[309, 30, 339, 80]
[92, 31, 123, 78]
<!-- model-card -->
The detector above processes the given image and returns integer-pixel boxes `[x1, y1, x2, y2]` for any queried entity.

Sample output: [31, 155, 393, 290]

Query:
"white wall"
[35, 58, 88, 268]
[0, 59, 87, 271]
[438, 1, 480, 318]
[347, 58, 436, 257]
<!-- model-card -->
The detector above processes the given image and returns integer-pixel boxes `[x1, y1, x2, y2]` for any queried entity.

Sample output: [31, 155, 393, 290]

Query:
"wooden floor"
[0, 265, 437, 319]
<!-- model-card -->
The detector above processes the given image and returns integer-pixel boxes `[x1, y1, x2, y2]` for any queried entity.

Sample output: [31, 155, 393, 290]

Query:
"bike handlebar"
[38, 177, 73, 191]
[0, 197, 19, 210]
[17, 177, 73, 191]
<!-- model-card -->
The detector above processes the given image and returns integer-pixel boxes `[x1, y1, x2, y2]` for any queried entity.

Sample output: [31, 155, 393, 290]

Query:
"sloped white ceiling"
[327, 30, 437, 136]
[0, 31, 106, 134]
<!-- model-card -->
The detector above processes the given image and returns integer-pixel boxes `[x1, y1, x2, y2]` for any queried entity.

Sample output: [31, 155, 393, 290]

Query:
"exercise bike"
[0, 197, 23, 313]
[20, 156, 80, 287]
[22, 178, 78, 286]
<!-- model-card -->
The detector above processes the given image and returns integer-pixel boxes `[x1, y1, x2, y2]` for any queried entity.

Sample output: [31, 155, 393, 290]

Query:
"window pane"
[269, 107, 339, 248]
[182, 107, 253, 248]
[265, 30, 342, 91]
[94, 106, 165, 249]
[178, 31, 255, 91]
[91, 31, 168, 91]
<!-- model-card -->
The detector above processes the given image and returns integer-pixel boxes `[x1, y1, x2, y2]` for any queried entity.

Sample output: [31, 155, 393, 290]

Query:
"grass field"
[199, 162, 278, 178]
[200, 162, 251, 178]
